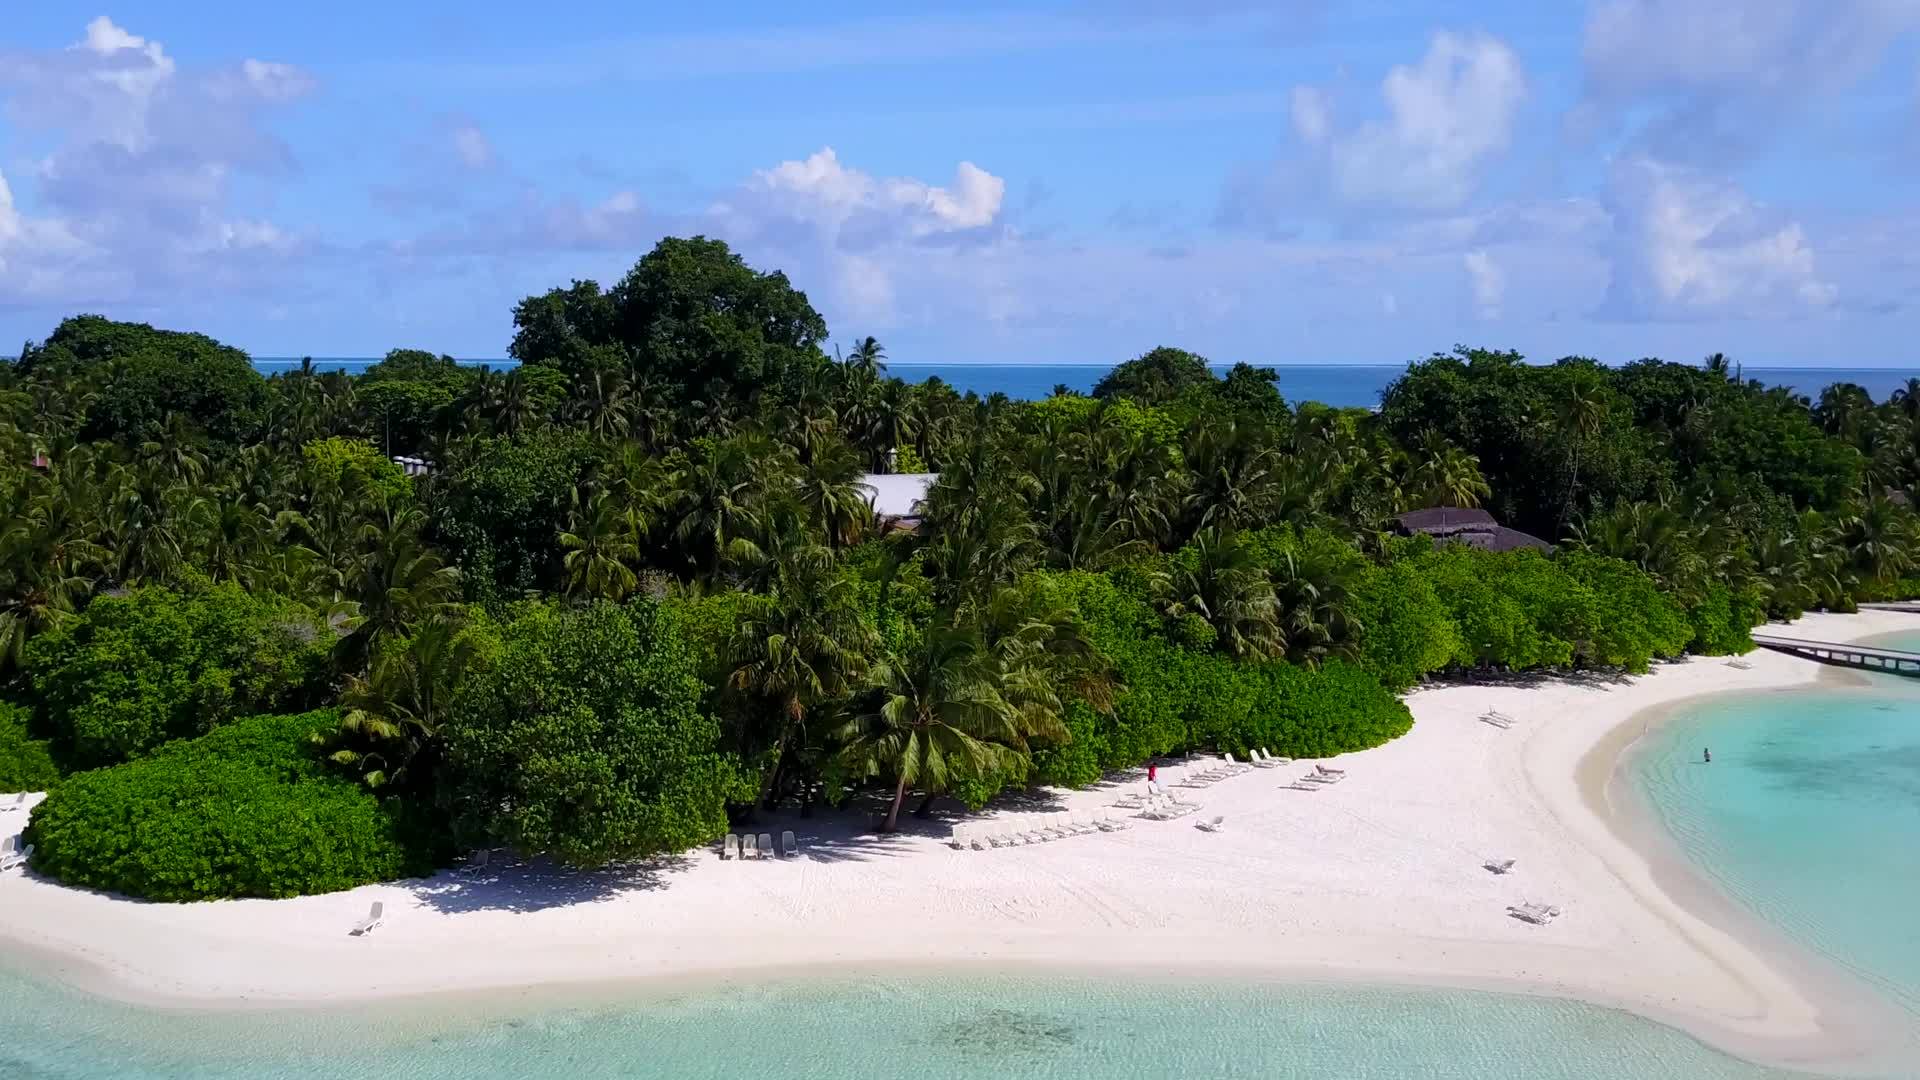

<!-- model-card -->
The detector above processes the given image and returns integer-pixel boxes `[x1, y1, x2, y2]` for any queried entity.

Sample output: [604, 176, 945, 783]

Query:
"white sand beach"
[3, 610, 1915, 1071]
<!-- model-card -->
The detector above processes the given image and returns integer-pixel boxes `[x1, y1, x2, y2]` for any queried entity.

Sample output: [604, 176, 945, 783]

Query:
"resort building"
[1391, 506, 1554, 553]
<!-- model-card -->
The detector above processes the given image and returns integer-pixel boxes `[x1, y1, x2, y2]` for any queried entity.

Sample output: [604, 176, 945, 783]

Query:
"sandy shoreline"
[3, 610, 1917, 1070]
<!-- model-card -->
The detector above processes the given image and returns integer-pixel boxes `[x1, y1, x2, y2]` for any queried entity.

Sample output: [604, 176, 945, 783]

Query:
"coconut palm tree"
[557, 491, 644, 600]
[728, 546, 874, 811]
[843, 336, 887, 380]
[837, 623, 1025, 833]
[795, 436, 874, 550]
[1405, 431, 1491, 509]
[1159, 528, 1284, 661]
[329, 614, 488, 791]
[342, 503, 461, 650]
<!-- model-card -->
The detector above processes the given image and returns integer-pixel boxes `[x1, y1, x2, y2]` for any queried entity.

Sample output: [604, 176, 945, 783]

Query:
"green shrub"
[443, 599, 735, 867]
[0, 702, 61, 792]
[24, 584, 333, 768]
[24, 711, 426, 901]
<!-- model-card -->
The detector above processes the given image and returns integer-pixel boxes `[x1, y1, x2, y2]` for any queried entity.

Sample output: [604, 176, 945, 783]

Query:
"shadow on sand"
[408, 854, 694, 914]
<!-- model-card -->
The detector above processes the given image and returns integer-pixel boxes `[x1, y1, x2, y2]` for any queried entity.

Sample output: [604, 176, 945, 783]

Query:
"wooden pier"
[1749, 634, 1920, 677]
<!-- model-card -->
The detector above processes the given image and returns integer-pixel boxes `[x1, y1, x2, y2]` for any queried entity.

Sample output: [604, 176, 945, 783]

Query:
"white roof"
[862, 472, 937, 518]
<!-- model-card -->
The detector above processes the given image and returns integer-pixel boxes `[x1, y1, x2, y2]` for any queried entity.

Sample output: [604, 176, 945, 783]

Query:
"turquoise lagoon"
[8, 660, 1920, 1078]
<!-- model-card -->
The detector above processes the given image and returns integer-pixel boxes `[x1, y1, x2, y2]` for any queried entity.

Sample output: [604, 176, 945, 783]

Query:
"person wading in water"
[1704, 747, 1712, 764]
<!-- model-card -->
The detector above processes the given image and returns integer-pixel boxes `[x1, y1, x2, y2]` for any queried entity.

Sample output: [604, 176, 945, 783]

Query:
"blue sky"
[2, 2, 1918, 365]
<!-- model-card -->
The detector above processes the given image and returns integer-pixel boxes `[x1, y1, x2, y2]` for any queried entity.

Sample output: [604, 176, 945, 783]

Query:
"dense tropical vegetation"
[6, 236, 1920, 899]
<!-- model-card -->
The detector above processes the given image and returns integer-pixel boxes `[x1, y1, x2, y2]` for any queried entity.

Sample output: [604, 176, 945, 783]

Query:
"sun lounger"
[1485, 708, 1515, 722]
[348, 901, 383, 936]
[1480, 713, 1513, 729]
[740, 833, 758, 859]
[1507, 901, 1561, 925]
[1302, 771, 1343, 784]
[1484, 858, 1516, 875]
[1112, 792, 1149, 809]
[1314, 764, 1346, 776]
[988, 827, 1014, 849]
[781, 830, 798, 858]
[1284, 780, 1322, 791]
[1, 843, 31, 871]
[0, 835, 15, 857]
[1, 793, 23, 812]
[1725, 658, 1753, 670]
[1195, 815, 1226, 832]
[757, 833, 773, 859]
[722, 833, 740, 860]
[1221, 753, 1253, 774]
[1250, 749, 1285, 768]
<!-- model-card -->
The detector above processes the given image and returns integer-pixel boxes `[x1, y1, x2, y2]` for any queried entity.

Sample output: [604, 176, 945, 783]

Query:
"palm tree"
[343, 503, 461, 650]
[1159, 528, 1284, 661]
[1267, 547, 1363, 666]
[557, 492, 644, 600]
[1554, 369, 1609, 529]
[795, 436, 874, 550]
[837, 623, 1025, 833]
[845, 336, 888, 379]
[328, 615, 487, 790]
[1835, 494, 1915, 586]
[1405, 431, 1491, 509]
[1890, 378, 1920, 423]
[728, 547, 874, 811]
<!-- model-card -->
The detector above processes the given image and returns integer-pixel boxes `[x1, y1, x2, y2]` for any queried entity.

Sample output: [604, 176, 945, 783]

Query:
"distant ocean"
[251, 359, 1920, 411]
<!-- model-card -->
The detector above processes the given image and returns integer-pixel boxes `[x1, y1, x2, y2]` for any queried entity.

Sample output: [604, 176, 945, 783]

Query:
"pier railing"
[1749, 634, 1920, 677]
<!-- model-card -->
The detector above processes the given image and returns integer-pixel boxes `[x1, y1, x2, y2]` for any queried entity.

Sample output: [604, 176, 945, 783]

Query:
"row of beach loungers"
[952, 811, 1131, 849]
[722, 831, 799, 860]
[1, 835, 31, 871]
[1, 793, 26, 813]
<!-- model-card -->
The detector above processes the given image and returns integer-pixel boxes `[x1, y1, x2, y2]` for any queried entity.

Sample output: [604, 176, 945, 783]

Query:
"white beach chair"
[1195, 815, 1226, 832]
[348, 901, 383, 936]
[1284, 780, 1322, 792]
[1095, 811, 1129, 831]
[0, 835, 16, 857]
[781, 830, 798, 858]
[1112, 791, 1149, 809]
[971, 827, 992, 851]
[1479, 713, 1513, 729]
[1221, 753, 1253, 774]
[1250, 749, 1285, 769]
[1314, 764, 1347, 777]
[1507, 901, 1561, 925]
[1485, 707, 1515, 722]
[0, 793, 24, 812]
[987, 825, 1013, 849]
[757, 833, 774, 859]
[1, 842, 31, 871]
[1302, 771, 1343, 785]
[723, 833, 742, 860]
[1484, 858, 1516, 875]
[1725, 658, 1753, 670]
[740, 833, 758, 859]
[950, 825, 970, 850]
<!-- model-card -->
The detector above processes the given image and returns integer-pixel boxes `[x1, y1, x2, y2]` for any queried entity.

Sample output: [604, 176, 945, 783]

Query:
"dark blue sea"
[251, 359, 1920, 411]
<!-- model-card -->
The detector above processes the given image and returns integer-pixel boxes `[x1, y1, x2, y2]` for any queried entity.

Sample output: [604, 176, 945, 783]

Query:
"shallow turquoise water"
[1, 966, 1801, 1080]
[9, 655, 1920, 1078]
[1635, 664, 1920, 1024]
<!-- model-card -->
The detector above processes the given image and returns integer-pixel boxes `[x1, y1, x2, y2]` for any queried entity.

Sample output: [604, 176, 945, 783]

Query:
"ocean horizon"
[242, 358, 1920, 412]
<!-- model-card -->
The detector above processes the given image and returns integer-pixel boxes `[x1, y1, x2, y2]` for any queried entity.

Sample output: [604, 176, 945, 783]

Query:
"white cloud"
[1463, 249, 1504, 319]
[1576, 0, 1920, 159]
[730, 148, 1005, 240]
[0, 18, 315, 310]
[1600, 156, 1836, 320]
[706, 148, 1009, 323]
[450, 122, 497, 170]
[1290, 31, 1526, 211]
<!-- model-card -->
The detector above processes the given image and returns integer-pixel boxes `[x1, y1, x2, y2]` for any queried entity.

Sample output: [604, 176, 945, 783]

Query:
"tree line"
[5, 235, 1919, 900]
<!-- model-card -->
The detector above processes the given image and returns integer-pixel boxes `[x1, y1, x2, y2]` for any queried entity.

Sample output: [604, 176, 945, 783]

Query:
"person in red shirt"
[1147, 762, 1157, 784]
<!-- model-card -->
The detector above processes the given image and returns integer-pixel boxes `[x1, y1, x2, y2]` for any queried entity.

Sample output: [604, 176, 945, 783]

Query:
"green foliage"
[428, 429, 601, 599]
[1093, 346, 1216, 405]
[1351, 560, 1460, 691]
[301, 436, 410, 502]
[0, 701, 62, 792]
[24, 584, 333, 768]
[23, 710, 427, 901]
[443, 600, 734, 866]
[24, 316, 268, 444]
